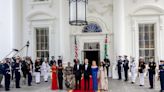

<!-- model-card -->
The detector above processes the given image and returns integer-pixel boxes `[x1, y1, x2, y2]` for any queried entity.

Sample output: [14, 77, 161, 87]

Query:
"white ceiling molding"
[131, 4, 164, 16]
[26, 10, 55, 21]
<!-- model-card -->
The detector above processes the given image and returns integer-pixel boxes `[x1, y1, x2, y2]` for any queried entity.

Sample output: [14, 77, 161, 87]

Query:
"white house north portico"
[1, 0, 164, 79]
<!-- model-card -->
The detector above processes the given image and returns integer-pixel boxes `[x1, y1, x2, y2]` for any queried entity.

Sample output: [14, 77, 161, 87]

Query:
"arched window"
[82, 23, 102, 33]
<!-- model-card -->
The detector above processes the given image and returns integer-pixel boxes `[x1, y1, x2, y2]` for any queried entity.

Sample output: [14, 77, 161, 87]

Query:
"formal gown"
[51, 65, 58, 90]
[91, 66, 98, 91]
[99, 66, 108, 90]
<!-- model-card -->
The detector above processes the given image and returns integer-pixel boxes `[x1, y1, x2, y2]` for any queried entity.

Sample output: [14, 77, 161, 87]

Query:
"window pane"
[35, 27, 49, 58]
[138, 24, 155, 61]
[139, 41, 145, 48]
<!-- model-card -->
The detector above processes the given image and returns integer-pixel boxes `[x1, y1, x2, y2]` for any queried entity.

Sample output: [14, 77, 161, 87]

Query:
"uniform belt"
[16, 67, 20, 70]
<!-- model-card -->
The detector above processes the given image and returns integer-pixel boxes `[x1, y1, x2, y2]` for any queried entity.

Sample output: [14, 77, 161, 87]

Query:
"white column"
[113, 0, 126, 79]
[11, 0, 22, 52]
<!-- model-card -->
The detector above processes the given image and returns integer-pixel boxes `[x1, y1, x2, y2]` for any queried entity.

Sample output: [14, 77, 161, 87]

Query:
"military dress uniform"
[104, 58, 110, 77]
[148, 61, 156, 89]
[117, 59, 122, 80]
[14, 62, 21, 88]
[123, 58, 129, 81]
[27, 61, 33, 86]
[159, 61, 164, 92]
[130, 59, 136, 84]
[3, 62, 11, 91]
[64, 65, 74, 89]
[138, 61, 146, 86]
[35, 61, 41, 84]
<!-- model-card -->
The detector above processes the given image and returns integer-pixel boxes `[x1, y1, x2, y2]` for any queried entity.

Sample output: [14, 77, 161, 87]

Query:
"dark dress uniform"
[159, 63, 164, 92]
[58, 64, 63, 89]
[27, 61, 33, 86]
[73, 64, 82, 89]
[57, 59, 62, 66]
[0, 63, 4, 87]
[83, 64, 91, 90]
[117, 59, 122, 80]
[3, 63, 11, 91]
[123, 59, 129, 81]
[104, 58, 110, 77]
[21, 60, 28, 79]
[14, 62, 21, 88]
[148, 61, 156, 89]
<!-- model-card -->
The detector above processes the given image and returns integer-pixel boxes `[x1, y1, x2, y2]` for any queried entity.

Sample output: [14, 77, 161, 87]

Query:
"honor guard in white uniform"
[130, 57, 136, 84]
[138, 57, 146, 86]
[35, 58, 41, 84]
[41, 58, 50, 82]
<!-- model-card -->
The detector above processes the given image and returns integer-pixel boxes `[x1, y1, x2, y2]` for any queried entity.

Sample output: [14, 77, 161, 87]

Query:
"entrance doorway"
[83, 42, 100, 65]
[84, 51, 100, 65]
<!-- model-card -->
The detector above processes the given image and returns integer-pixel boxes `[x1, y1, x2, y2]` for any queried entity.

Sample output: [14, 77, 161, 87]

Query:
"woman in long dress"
[91, 60, 99, 91]
[99, 61, 108, 91]
[51, 62, 58, 90]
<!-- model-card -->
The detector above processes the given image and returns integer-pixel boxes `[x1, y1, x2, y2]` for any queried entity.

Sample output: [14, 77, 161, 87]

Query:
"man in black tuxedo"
[73, 59, 82, 90]
[83, 58, 91, 90]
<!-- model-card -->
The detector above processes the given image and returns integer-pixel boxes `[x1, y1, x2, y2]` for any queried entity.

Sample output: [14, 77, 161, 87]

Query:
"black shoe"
[131, 82, 134, 84]
[5, 89, 10, 91]
[16, 87, 21, 88]
[139, 85, 144, 86]
[149, 87, 153, 89]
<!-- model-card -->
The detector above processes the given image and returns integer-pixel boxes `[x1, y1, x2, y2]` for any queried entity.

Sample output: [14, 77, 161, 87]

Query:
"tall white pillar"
[11, 0, 22, 52]
[113, 0, 125, 56]
[113, 0, 126, 79]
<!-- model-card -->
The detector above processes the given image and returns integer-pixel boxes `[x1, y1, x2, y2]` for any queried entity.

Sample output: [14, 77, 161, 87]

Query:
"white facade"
[1, 0, 164, 78]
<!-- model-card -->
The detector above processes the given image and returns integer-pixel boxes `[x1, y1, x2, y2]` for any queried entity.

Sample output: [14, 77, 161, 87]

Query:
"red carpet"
[73, 77, 94, 92]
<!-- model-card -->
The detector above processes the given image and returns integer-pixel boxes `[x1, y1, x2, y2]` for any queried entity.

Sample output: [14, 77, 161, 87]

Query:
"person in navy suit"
[83, 58, 91, 90]
[73, 59, 82, 90]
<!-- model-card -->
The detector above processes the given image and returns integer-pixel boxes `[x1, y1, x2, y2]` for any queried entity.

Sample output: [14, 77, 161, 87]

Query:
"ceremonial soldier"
[3, 59, 11, 91]
[64, 62, 74, 89]
[117, 56, 122, 80]
[13, 56, 21, 88]
[41, 58, 50, 82]
[138, 57, 146, 86]
[49, 56, 56, 66]
[21, 57, 28, 84]
[104, 58, 110, 77]
[130, 57, 136, 84]
[159, 60, 164, 92]
[57, 56, 62, 66]
[27, 57, 33, 86]
[0, 61, 4, 87]
[35, 58, 41, 84]
[123, 55, 129, 81]
[148, 57, 156, 89]
[83, 58, 91, 90]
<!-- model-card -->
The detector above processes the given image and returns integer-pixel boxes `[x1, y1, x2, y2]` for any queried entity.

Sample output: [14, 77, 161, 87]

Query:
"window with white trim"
[35, 28, 49, 59]
[139, 24, 155, 63]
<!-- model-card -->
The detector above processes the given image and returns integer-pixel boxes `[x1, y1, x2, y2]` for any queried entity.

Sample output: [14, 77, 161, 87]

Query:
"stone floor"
[0, 77, 161, 92]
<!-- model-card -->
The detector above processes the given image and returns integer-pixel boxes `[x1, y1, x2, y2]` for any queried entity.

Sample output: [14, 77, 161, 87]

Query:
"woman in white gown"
[99, 61, 108, 91]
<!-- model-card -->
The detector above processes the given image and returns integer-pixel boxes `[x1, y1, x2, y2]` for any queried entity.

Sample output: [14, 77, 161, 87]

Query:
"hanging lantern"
[69, 0, 88, 26]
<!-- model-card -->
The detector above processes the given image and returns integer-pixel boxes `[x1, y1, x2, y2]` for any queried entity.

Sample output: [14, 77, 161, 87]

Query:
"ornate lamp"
[69, 0, 88, 26]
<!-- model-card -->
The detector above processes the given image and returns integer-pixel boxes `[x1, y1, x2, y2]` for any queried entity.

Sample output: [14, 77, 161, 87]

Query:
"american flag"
[74, 36, 78, 61]
[104, 34, 108, 59]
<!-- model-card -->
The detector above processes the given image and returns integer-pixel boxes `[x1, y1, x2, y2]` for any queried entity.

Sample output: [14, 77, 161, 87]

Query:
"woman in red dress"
[51, 62, 58, 90]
